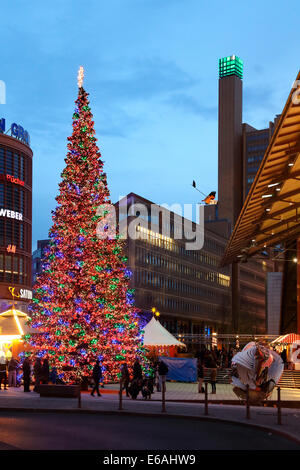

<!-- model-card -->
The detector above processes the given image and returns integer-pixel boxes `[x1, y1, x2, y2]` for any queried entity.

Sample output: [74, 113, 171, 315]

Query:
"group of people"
[196, 346, 235, 369]
[196, 348, 226, 394]
[117, 358, 169, 400]
[22, 356, 59, 392]
[0, 356, 20, 390]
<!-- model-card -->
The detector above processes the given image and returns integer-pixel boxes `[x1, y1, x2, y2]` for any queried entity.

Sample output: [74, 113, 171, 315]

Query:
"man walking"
[158, 360, 169, 393]
[91, 359, 102, 397]
[23, 357, 31, 392]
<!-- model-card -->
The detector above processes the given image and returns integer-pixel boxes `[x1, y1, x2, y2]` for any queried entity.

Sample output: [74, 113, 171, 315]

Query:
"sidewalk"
[0, 386, 300, 445]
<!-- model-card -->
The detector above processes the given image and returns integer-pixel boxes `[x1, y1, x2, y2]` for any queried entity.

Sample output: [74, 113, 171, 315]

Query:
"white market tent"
[143, 317, 186, 348]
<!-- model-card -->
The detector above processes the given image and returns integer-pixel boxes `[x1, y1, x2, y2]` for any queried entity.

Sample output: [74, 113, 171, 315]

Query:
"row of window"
[203, 237, 225, 256]
[136, 248, 230, 287]
[240, 284, 266, 299]
[160, 319, 216, 336]
[0, 253, 31, 285]
[140, 292, 225, 317]
[246, 144, 268, 153]
[136, 269, 227, 300]
[240, 268, 265, 285]
[247, 154, 264, 164]
[0, 220, 31, 252]
[0, 146, 31, 185]
[246, 132, 269, 142]
[136, 226, 219, 266]
[0, 183, 31, 218]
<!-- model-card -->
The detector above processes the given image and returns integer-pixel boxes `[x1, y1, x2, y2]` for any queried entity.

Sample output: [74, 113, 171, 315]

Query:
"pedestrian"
[133, 358, 143, 380]
[41, 358, 50, 384]
[154, 361, 160, 392]
[22, 357, 31, 392]
[8, 357, 18, 387]
[33, 357, 42, 392]
[121, 362, 130, 397]
[158, 359, 169, 392]
[91, 359, 102, 397]
[210, 362, 217, 394]
[0, 353, 7, 390]
[197, 359, 205, 393]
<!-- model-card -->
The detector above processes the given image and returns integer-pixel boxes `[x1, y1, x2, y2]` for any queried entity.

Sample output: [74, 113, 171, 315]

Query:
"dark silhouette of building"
[32, 239, 50, 283]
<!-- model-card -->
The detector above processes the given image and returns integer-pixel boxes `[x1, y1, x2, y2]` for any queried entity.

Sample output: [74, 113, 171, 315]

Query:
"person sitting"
[49, 366, 58, 384]
[141, 378, 152, 400]
[128, 378, 142, 399]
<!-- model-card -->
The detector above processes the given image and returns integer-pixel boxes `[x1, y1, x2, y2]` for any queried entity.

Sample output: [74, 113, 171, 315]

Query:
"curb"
[0, 405, 299, 447]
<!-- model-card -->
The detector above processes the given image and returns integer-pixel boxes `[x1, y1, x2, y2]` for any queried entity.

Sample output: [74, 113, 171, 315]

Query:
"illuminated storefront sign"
[0, 174, 24, 186]
[0, 209, 23, 220]
[0, 118, 30, 146]
[8, 286, 32, 300]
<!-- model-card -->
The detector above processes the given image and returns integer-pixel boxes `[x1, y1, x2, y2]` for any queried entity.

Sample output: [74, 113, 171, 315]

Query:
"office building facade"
[0, 131, 32, 314]
[116, 193, 231, 336]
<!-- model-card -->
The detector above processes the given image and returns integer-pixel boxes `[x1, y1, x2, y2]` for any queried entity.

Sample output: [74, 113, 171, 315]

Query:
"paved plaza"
[110, 381, 300, 402]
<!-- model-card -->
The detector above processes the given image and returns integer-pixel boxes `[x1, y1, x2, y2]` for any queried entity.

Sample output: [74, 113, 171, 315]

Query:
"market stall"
[271, 334, 300, 370]
[143, 317, 197, 382]
[0, 308, 34, 359]
[143, 317, 186, 352]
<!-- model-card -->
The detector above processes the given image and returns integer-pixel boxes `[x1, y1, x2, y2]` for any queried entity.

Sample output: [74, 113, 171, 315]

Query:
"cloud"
[93, 57, 196, 103]
[164, 92, 217, 118]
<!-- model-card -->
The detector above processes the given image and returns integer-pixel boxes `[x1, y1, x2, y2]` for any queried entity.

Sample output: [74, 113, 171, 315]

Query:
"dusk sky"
[1, 0, 299, 248]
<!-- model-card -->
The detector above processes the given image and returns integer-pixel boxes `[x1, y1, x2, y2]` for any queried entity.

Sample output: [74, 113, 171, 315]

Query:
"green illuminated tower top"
[219, 55, 243, 79]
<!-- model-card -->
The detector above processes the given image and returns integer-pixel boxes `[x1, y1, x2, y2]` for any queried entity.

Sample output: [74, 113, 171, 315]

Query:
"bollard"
[246, 384, 250, 419]
[277, 386, 282, 425]
[161, 379, 166, 413]
[204, 382, 208, 415]
[77, 384, 81, 409]
[119, 378, 123, 411]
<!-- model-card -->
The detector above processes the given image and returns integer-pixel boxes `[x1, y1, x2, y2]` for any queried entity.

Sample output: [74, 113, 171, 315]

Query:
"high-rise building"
[0, 127, 32, 314]
[217, 55, 277, 333]
[242, 118, 280, 199]
[218, 55, 243, 229]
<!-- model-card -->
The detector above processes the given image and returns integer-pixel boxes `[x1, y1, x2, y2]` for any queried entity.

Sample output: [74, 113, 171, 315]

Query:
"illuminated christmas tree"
[26, 67, 147, 383]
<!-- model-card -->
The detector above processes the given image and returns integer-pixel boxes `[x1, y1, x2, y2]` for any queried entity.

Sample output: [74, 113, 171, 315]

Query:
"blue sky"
[0, 0, 299, 248]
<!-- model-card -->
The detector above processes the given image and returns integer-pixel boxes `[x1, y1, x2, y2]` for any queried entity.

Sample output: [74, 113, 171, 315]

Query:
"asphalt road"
[0, 412, 299, 450]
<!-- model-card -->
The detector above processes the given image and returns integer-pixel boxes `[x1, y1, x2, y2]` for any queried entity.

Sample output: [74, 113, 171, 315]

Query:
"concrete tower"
[218, 55, 243, 229]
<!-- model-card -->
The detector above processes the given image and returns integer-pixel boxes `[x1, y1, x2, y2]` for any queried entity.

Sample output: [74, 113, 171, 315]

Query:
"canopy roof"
[221, 71, 300, 266]
[0, 308, 34, 338]
[143, 317, 186, 348]
[271, 333, 300, 344]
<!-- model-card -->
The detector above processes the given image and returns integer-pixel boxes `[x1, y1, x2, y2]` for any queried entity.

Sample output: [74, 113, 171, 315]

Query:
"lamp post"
[152, 307, 160, 319]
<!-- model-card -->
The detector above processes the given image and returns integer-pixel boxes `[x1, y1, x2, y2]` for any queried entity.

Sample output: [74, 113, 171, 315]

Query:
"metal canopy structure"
[221, 71, 300, 266]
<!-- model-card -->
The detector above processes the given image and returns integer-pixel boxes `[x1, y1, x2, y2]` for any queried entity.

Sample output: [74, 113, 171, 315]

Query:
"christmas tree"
[26, 67, 147, 383]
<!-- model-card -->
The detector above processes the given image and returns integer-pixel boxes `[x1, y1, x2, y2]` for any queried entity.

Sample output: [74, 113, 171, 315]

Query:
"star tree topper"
[77, 66, 84, 88]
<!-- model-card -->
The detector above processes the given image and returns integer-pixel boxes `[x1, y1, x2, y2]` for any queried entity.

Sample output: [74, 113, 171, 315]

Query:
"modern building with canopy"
[221, 70, 300, 335]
